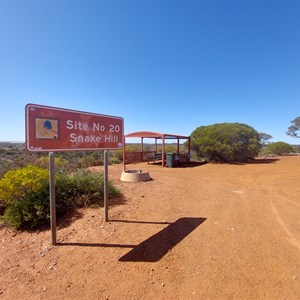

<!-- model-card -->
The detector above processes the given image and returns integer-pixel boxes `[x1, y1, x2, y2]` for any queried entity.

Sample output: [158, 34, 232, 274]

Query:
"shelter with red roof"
[123, 131, 191, 167]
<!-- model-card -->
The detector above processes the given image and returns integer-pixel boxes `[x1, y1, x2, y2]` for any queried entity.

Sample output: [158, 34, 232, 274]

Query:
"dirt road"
[0, 156, 299, 299]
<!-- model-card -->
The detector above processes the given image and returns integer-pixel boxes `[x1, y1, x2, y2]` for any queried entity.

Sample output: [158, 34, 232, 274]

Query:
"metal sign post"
[25, 104, 124, 245]
[49, 152, 57, 245]
[104, 150, 109, 222]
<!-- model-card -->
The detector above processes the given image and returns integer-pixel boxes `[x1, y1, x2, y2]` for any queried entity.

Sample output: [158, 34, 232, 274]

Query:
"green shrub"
[35, 156, 69, 170]
[0, 159, 15, 179]
[157, 144, 178, 153]
[0, 167, 121, 229]
[3, 184, 50, 228]
[191, 123, 261, 163]
[77, 155, 103, 168]
[110, 157, 121, 164]
[263, 142, 295, 156]
[114, 150, 123, 161]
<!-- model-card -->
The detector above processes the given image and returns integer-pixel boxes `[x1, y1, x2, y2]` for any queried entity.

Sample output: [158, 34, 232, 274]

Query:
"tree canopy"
[190, 123, 261, 163]
[286, 117, 300, 138]
[259, 132, 273, 146]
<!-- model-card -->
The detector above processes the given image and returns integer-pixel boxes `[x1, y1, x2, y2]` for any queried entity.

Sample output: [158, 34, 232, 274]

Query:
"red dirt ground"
[0, 156, 299, 299]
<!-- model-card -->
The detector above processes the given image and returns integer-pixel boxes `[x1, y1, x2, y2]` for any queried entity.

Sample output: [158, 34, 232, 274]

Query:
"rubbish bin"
[166, 153, 176, 168]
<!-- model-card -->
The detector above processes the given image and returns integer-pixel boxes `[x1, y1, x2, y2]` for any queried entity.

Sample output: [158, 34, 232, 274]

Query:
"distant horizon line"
[0, 140, 299, 146]
[0, 141, 25, 143]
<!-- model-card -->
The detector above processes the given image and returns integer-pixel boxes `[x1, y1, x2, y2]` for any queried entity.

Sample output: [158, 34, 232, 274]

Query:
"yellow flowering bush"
[0, 164, 49, 205]
[0, 166, 122, 229]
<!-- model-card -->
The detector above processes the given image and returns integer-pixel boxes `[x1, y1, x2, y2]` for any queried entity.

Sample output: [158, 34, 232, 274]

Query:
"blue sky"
[0, 0, 299, 144]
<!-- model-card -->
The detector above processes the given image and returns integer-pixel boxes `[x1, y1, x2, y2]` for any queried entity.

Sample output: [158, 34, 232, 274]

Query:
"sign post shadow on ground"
[119, 217, 206, 262]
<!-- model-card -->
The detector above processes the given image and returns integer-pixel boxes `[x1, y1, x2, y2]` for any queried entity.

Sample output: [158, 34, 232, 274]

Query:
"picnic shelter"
[123, 131, 191, 167]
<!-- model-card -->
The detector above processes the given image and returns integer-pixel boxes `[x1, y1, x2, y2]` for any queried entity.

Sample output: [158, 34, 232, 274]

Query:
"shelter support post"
[123, 136, 126, 171]
[141, 137, 144, 161]
[162, 136, 165, 167]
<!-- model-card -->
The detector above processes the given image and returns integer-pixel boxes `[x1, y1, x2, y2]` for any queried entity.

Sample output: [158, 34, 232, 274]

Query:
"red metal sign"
[26, 104, 124, 151]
